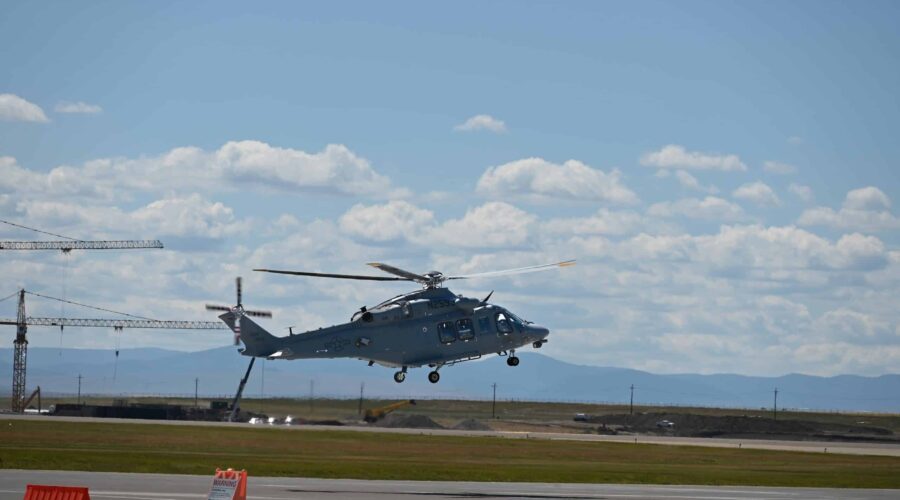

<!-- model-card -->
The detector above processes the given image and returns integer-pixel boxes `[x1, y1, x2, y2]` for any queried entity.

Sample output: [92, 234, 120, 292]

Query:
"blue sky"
[1, 1, 899, 376]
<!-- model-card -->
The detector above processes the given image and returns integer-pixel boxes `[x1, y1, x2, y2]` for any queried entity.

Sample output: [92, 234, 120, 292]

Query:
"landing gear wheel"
[507, 356, 520, 367]
[532, 341, 543, 349]
[428, 371, 440, 384]
[393, 371, 406, 383]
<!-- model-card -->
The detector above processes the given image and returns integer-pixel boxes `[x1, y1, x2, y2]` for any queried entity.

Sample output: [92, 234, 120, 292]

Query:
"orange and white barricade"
[207, 468, 247, 500]
[23, 485, 91, 500]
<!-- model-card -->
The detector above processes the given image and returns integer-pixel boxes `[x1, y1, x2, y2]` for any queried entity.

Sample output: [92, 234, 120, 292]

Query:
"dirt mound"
[376, 413, 444, 429]
[453, 418, 492, 431]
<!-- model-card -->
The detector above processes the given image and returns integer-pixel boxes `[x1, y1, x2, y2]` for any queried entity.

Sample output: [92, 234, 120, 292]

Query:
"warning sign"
[207, 468, 247, 500]
[208, 477, 238, 500]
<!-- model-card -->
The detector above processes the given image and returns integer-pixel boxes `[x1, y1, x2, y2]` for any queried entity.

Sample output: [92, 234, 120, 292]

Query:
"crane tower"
[3, 290, 228, 412]
[12, 290, 27, 413]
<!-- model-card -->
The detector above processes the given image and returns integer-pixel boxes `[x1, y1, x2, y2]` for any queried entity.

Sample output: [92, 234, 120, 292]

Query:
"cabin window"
[437, 321, 457, 344]
[496, 312, 513, 335]
[457, 318, 474, 341]
[477, 316, 490, 334]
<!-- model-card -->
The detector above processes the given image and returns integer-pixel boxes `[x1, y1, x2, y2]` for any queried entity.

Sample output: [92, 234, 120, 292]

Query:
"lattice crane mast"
[2, 290, 228, 413]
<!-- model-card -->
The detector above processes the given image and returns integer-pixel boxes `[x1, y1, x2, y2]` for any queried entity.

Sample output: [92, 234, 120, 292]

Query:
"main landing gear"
[394, 366, 408, 383]
[428, 371, 440, 384]
[506, 349, 520, 367]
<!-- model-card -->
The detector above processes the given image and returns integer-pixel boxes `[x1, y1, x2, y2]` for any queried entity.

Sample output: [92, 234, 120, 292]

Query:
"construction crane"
[0, 219, 163, 252]
[0, 240, 163, 251]
[363, 400, 417, 423]
[1, 290, 228, 413]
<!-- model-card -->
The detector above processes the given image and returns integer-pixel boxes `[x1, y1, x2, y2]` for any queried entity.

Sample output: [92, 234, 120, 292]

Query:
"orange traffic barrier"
[23, 485, 90, 500]
[208, 468, 247, 500]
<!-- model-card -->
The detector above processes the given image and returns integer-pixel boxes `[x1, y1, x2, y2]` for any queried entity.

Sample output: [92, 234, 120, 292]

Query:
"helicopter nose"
[530, 325, 550, 339]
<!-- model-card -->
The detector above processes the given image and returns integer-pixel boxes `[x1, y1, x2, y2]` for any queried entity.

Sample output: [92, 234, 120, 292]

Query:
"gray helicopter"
[207, 261, 574, 384]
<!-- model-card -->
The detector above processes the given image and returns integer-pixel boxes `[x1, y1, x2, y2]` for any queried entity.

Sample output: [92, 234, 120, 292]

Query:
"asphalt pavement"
[1, 470, 898, 500]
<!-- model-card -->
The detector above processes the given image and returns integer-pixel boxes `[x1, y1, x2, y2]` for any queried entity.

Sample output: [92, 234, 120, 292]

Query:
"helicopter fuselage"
[220, 287, 549, 383]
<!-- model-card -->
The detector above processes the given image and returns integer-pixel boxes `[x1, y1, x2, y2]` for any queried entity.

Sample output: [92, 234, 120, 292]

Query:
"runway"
[1, 470, 897, 500]
[3, 413, 899, 457]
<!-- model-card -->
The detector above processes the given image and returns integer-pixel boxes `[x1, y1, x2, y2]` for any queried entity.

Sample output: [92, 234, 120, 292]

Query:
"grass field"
[2, 419, 900, 488]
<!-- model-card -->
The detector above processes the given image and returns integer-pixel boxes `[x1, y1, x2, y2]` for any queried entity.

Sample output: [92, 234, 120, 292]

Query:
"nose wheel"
[393, 367, 407, 383]
[427, 371, 440, 384]
[506, 356, 520, 367]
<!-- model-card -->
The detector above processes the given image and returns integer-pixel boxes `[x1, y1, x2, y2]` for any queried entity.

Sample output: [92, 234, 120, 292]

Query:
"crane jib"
[0, 317, 227, 329]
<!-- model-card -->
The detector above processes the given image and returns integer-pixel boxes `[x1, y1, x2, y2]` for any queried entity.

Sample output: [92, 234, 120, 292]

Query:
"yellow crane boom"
[364, 400, 416, 423]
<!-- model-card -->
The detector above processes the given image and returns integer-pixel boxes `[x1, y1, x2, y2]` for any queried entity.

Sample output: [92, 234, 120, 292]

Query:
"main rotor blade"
[367, 263, 428, 282]
[206, 304, 232, 312]
[446, 260, 576, 280]
[244, 309, 273, 318]
[254, 268, 409, 281]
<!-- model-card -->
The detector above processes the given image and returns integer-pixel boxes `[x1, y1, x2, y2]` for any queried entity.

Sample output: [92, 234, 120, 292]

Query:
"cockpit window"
[457, 318, 474, 341]
[495, 312, 513, 335]
[437, 321, 457, 344]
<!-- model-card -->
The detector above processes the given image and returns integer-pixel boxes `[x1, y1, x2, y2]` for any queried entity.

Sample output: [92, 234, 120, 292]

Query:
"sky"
[1, 0, 899, 377]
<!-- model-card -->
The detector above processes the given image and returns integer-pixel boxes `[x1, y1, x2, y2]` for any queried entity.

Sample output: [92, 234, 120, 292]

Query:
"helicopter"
[206, 260, 574, 384]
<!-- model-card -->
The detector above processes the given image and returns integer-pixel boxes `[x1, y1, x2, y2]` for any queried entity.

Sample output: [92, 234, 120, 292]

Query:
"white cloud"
[844, 187, 891, 211]
[337, 200, 537, 249]
[787, 136, 804, 145]
[640, 144, 747, 171]
[454, 114, 507, 133]
[0, 141, 398, 201]
[339, 200, 435, 242]
[798, 187, 899, 232]
[647, 196, 747, 221]
[799, 207, 900, 233]
[763, 160, 797, 175]
[607, 225, 887, 272]
[55, 101, 103, 114]
[544, 209, 674, 237]
[814, 308, 895, 343]
[789, 183, 813, 202]
[0, 93, 49, 122]
[15, 194, 244, 239]
[477, 157, 639, 204]
[733, 181, 781, 207]
[429, 202, 536, 248]
[674, 169, 718, 193]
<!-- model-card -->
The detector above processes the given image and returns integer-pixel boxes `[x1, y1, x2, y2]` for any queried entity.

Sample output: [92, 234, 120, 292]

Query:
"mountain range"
[2, 347, 897, 412]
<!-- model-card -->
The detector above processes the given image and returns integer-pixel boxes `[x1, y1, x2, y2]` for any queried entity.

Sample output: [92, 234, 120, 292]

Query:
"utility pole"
[773, 388, 778, 421]
[358, 382, 365, 416]
[630, 384, 634, 415]
[194, 377, 199, 407]
[492, 383, 497, 419]
[77, 373, 82, 405]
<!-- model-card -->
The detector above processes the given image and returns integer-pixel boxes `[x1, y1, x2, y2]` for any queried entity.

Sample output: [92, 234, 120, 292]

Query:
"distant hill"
[1, 347, 898, 412]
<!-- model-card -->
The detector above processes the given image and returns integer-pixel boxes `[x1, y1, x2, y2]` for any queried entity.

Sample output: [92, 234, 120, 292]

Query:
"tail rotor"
[206, 276, 273, 345]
